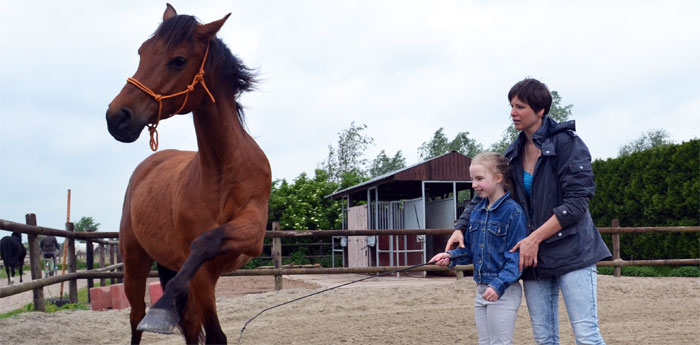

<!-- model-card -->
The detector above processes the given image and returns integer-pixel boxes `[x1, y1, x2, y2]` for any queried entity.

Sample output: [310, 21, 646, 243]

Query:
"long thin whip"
[237, 253, 468, 345]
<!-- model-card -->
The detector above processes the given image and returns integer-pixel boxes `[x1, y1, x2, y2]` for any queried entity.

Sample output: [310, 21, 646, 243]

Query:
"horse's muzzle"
[106, 107, 145, 143]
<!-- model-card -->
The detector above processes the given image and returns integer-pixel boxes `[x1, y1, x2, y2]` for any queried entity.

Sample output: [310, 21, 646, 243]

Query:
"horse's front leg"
[137, 221, 263, 335]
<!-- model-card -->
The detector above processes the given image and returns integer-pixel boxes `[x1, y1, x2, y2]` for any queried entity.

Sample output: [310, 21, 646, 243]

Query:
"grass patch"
[0, 301, 89, 319]
[0, 265, 31, 279]
[0, 280, 113, 319]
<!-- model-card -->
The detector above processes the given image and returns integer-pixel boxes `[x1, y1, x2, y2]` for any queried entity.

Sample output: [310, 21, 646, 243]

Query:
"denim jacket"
[448, 191, 526, 297]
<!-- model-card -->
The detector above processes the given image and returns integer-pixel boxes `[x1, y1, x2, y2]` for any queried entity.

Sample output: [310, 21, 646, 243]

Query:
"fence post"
[99, 243, 106, 287]
[86, 235, 94, 301]
[612, 219, 621, 277]
[66, 222, 78, 303]
[25, 213, 45, 312]
[109, 240, 116, 285]
[272, 221, 283, 291]
[116, 238, 123, 284]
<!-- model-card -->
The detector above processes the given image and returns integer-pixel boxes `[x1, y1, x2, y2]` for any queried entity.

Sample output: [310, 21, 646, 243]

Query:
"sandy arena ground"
[1, 274, 699, 344]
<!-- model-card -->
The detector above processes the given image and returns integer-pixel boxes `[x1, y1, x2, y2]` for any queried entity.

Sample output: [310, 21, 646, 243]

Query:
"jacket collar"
[504, 117, 576, 160]
[475, 190, 512, 212]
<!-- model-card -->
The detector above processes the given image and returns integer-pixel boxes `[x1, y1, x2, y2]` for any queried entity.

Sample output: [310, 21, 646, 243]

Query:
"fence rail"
[0, 216, 120, 311]
[1, 216, 699, 311]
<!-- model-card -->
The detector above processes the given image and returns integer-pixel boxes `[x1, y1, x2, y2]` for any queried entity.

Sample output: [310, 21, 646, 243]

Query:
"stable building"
[327, 151, 475, 275]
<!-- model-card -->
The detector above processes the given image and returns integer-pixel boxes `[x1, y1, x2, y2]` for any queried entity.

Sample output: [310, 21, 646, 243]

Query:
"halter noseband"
[127, 42, 216, 151]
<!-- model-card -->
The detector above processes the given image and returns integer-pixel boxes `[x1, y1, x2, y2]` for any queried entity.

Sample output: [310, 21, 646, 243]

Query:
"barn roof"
[327, 151, 472, 201]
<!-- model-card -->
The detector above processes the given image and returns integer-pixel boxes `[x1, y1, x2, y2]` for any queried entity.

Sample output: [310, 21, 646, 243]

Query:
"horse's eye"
[167, 56, 187, 70]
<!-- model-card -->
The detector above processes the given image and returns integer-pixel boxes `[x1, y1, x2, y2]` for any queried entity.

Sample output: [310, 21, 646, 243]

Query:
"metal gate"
[372, 200, 425, 275]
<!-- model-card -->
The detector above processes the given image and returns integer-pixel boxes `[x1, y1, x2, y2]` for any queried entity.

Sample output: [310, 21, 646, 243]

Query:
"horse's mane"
[154, 15, 257, 126]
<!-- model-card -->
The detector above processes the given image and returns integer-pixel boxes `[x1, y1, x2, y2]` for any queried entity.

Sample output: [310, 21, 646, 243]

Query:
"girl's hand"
[482, 287, 499, 302]
[510, 235, 539, 271]
[444, 230, 465, 252]
[430, 252, 451, 267]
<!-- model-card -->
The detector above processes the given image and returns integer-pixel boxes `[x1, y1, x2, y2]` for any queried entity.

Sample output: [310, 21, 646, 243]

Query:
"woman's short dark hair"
[508, 78, 552, 116]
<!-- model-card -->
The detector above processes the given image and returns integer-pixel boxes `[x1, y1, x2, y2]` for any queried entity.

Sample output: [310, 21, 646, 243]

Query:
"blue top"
[523, 171, 533, 196]
[447, 191, 527, 297]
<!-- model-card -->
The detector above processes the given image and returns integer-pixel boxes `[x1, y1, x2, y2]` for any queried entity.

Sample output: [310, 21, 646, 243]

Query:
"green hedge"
[590, 139, 699, 260]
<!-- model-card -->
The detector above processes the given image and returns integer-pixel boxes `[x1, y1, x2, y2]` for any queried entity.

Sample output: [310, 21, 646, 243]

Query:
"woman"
[445, 78, 610, 344]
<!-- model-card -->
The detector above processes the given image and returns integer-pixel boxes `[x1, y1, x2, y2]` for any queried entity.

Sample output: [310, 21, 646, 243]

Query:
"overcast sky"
[1, 0, 698, 237]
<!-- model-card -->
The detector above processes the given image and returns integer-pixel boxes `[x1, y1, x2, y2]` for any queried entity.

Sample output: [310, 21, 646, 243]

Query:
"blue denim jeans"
[523, 265, 605, 345]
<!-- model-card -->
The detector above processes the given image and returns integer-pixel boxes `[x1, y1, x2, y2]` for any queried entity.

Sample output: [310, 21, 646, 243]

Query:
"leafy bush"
[670, 266, 700, 277]
[620, 266, 660, 277]
[597, 267, 614, 275]
[597, 265, 700, 277]
[592, 139, 699, 260]
[285, 248, 311, 266]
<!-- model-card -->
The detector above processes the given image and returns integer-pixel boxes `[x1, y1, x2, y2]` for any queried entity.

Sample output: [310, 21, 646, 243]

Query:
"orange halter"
[127, 43, 216, 151]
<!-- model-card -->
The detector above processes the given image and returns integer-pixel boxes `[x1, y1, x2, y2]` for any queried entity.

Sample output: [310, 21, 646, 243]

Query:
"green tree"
[618, 129, 674, 156]
[268, 169, 342, 231]
[369, 150, 406, 177]
[320, 122, 374, 183]
[418, 128, 483, 160]
[74, 216, 99, 233]
[489, 90, 572, 153]
[74, 216, 100, 244]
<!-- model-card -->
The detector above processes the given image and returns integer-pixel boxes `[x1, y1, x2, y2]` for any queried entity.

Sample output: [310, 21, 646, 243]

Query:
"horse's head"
[106, 4, 229, 149]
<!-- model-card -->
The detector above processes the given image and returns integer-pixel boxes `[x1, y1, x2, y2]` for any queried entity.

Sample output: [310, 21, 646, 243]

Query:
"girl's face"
[510, 95, 544, 136]
[470, 163, 504, 203]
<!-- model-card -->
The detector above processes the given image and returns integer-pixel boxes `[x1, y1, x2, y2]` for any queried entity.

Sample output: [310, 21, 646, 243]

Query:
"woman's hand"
[510, 234, 540, 271]
[482, 287, 499, 302]
[444, 230, 465, 252]
[510, 215, 561, 271]
[430, 252, 451, 267]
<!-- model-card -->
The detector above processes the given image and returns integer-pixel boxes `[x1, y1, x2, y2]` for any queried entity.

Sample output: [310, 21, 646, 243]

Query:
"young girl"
[431, 152, 526, 345]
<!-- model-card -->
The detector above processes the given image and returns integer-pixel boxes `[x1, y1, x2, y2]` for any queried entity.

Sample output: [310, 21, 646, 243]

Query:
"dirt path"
[1, 275, 698, 344]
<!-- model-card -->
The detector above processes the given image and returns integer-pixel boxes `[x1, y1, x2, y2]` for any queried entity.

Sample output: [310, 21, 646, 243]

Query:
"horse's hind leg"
[122, 244, 153, 344]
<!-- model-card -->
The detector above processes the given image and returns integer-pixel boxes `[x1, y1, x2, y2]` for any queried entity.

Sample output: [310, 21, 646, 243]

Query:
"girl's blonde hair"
[471, 152, 512, 192]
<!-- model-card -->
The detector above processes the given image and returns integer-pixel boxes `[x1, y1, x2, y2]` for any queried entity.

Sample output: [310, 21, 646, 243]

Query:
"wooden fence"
[1, 215, 699, 312]
[0, 215, 120, 311]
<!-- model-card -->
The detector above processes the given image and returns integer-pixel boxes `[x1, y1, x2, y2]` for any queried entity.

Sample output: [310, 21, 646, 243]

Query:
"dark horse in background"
[105, 4, 270, 344]
[1, 232, 27, 285]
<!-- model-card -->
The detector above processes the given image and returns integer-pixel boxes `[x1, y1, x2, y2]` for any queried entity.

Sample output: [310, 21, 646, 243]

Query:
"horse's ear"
[197, 13, 231, 40]
[164, 3, 177, 21]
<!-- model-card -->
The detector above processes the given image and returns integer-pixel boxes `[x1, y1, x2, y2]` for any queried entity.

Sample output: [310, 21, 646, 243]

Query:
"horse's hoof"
[136, 308, 179, 334]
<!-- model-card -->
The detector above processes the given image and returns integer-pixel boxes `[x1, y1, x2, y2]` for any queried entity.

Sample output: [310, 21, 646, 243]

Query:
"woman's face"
[510, 95, 544, 135]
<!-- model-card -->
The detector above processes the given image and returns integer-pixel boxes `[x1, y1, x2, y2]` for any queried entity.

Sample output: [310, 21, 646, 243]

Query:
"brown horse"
[105, 4, 270, 344]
